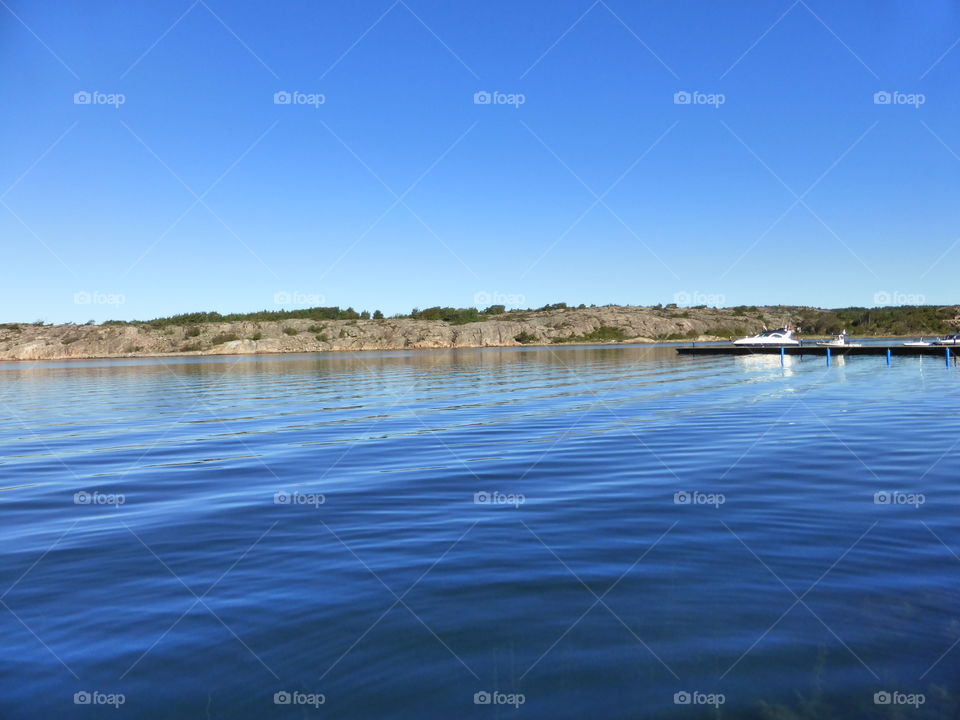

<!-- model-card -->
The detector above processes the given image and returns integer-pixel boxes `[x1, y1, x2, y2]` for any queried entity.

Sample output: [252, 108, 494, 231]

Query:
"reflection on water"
[735, 352, 799, 376]
[1, 345, 958, 719]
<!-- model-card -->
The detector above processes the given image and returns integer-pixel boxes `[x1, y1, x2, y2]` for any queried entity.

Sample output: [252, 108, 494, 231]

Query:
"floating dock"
[677, 344, 955, 358]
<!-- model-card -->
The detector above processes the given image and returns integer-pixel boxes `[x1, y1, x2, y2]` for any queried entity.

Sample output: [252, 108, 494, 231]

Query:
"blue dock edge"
[676, 345, 958, 361]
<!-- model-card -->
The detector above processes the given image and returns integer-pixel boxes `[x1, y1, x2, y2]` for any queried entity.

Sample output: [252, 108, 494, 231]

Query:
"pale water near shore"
[1, 346, 958, 718]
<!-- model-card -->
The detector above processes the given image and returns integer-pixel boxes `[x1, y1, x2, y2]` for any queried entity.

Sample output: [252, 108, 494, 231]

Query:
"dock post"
[886, 348, 891, 367]
[826, 347, 831, 367]
[780, 347, 785, 367]
[948, 348, 951, 368]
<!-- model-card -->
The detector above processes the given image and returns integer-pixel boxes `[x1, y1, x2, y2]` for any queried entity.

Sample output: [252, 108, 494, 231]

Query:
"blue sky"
[1, 0, 958, 322]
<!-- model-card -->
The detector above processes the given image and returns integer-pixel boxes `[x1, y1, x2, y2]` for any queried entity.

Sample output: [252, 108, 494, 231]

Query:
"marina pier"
[676, 344, 956, 359]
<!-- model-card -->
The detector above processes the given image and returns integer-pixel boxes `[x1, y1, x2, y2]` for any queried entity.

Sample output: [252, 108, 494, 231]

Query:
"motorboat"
[903, 338, 934, 347]
[816, 330, 861, 348]
[732, 328, 800, 346]
[934, 334, 960, 346]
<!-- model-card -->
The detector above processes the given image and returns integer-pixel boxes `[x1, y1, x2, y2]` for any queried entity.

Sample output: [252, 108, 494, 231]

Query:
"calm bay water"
[1, 345, 958, 718]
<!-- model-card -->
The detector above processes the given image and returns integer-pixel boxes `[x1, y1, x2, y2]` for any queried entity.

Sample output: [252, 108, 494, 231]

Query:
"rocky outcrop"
[0, 306, 793, 361]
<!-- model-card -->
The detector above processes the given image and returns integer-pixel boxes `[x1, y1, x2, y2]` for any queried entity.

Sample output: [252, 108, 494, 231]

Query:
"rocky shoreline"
[0, 305, 787, 361]
[0, 304, 952, 361]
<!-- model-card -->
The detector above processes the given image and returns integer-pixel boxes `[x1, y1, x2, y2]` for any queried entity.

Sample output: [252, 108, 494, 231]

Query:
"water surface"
[1, 346, 958, 718]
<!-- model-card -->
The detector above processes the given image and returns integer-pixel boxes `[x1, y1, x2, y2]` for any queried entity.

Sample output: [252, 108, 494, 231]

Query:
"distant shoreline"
[1, 304, 956, 362]
[0, 337, 933, 366]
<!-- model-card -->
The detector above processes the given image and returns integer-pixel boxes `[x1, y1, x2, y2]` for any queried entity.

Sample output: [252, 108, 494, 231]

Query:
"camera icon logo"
[474, 691, 491, 704]
[873, 91, 891, 105]
[874, 691, 891, 705]
[74, 91, 91, 105]
[674, 491, 691, 505]
[673, 91, 691, 105]
[274, 491, 291, 505]
[274, 691, 292, 705]
[474, 491, 490, 505]
[874, 491, 891, 505]
[473, 91, 492, 105]
[674, 691, 691, 704]
[74, 691, 92, 704]
[274, 91, 292, 105]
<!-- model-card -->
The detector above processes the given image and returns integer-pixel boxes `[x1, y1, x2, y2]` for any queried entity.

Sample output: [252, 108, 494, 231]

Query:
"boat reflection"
[734, 352, 796, 375]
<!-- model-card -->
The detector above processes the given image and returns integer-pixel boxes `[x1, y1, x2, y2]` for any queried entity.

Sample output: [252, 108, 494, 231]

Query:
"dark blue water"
[1, 346, 958, 718]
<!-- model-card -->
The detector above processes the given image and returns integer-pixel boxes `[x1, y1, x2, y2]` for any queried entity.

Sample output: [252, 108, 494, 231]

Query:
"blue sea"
[1, 345, 957, 718]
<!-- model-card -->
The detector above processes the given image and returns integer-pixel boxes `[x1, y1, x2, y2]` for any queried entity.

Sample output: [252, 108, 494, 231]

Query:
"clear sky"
[1, 0, 958, 322]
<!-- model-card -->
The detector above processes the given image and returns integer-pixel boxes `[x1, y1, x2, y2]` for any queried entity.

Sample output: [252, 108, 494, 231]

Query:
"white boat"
[903, 338, 934, 347]
[934, 334, 960, 346]
[816, 330, 861, 348]
[732, 328, 800, 346]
